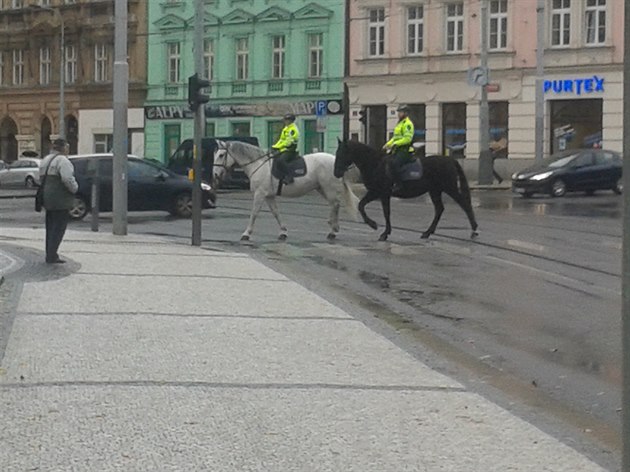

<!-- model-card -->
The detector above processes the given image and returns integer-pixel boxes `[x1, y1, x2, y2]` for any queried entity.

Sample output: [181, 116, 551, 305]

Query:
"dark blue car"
[512, 149, 622, 198]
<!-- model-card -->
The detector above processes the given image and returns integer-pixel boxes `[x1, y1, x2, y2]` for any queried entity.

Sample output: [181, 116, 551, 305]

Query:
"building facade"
[347, 0, 624, 169]
[145, 0, 344, 163]
[0, 0, 147, 163]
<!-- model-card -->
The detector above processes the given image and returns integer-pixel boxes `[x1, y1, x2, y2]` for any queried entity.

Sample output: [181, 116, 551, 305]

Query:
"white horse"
[213, 140, 359, 241]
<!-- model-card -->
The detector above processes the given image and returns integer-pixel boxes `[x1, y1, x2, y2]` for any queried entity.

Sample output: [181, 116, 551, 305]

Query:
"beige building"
[0, 0, 147, 162]
[347, 0, 624, 174]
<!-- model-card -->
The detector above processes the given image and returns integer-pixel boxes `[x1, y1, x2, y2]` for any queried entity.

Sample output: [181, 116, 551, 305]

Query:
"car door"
[127, 159, 168, 211]
[6, 160, 27, 186]
[567, 151, 595, 191]
[592, 151, 619, 189]
[97, 158, 114, 212]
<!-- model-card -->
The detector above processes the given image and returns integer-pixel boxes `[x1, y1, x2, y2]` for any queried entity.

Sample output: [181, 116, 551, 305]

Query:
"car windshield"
[547, 155, 577, 168]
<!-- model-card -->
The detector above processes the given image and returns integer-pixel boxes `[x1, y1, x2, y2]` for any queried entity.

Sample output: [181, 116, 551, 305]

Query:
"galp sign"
[543, 75, 605, 96]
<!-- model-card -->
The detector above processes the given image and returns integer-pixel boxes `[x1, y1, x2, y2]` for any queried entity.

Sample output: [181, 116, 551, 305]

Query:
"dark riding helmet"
[283, 113, 296, 122]
[397, 105, 410, 113]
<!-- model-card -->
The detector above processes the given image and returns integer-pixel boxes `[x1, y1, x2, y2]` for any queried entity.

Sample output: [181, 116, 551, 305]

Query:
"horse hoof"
[421, 232, 431, 239]
[378, 234, 388, 242]
[471, 231, 479, 239]
[278, 234, 288, 241]
[327, 233, 336, 241]
[240, 235, 250, 242]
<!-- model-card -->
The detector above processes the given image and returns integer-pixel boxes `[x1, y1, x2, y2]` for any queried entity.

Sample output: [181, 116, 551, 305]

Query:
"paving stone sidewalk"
[0, 228, 608, 471]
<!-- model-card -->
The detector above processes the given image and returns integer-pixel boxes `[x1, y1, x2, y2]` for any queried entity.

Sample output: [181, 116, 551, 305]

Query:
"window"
[203, 39, 214, 81]
[271, 35, 285, 79]
[12, 0, 23, 8]
[368, 8, 385, 57]
[94, 43, 109, 82]
[489, 0, 508, 50]
[39, 0, 51, 5]
[12, 49, 24, 85]
[442, 102, 467, 157]
[585, 0, 606, 45]
[268, 120, 284, 148]
[231, 121, 250, 137]
[446, 3, 464, 52]
[65, 45, 77, 84]
[303, 120, 324, 154]
[407, 6, 424, 55]
[163, 124, 181, 162]
[128, 160, 161, 180]
[308, 33, 323, 78]
[551, 0, 571, 47]
[205, 122, 215, 137]
[236, 38, 249, 81]
[167, 42, 180, 84]
[39, 47, 51, 85]
[94, 134, 113, 153]
[489, 102, 509, 158]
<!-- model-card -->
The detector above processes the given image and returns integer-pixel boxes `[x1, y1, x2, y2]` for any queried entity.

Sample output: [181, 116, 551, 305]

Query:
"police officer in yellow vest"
[272, 113, 300, 184]
[382, 105, 415, 188]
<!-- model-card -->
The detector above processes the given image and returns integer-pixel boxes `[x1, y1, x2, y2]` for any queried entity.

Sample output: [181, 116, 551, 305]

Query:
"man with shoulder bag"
[37, 138, 78, 264]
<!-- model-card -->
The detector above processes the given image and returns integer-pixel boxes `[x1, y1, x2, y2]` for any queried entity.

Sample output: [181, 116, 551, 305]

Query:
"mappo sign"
[543, 76, 605, 96]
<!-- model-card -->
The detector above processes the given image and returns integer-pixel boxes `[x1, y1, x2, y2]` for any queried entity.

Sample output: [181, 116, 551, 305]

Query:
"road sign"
[467, 67, 489, 87]
[316, 100, 327, 117]
[316, 116, 327, 132]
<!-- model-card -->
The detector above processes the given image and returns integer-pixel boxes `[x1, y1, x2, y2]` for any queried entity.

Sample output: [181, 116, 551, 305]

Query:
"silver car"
[0, 158, 42, 188]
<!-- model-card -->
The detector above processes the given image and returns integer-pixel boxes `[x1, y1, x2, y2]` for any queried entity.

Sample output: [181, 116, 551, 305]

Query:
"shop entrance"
[550, 99, 602, 154]
[364, 105, 387, 150]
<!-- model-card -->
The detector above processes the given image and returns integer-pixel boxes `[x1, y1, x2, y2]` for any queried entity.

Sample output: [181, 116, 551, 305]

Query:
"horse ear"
[337, 137, 341, 144]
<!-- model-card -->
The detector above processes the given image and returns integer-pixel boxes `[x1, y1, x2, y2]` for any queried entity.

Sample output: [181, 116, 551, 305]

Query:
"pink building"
[346, 0, 624, 169]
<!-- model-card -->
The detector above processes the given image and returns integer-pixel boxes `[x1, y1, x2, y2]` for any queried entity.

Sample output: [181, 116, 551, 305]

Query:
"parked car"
[168, 136, 259, 189]
[512, 149, 622, 198]
[0, 158, 42, 188]
[0, 161, 6, 171]
[68, 154, 216, 220]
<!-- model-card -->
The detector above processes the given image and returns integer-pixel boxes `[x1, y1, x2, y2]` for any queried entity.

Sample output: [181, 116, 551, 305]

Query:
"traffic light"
[358, 108, 367, 125]
[188, 73, 210, 112]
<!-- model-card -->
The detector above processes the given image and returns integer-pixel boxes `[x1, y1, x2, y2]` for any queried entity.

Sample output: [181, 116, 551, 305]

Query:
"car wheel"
[550, 179, 566, 197]
[25, 176, 36, 188]
[171, 193, 193, 218]
[613, 178, 623, 195]
[521, 192, 534, 199]
[69, 195, 89, 220]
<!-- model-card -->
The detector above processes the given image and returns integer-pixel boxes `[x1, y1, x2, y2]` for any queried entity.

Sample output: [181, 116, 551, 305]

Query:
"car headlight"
[511, 173, 520, 180]
[530, 171, 553, 181]
[201, 182, 212, 191]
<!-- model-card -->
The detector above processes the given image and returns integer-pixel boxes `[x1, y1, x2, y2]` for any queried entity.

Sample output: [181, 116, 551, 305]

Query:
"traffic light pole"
[477, 0, 493, 185]
[191, 0, 204, 247]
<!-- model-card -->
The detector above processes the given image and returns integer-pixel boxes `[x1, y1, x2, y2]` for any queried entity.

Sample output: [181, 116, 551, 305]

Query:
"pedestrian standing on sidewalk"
[489, 132, 508, 184]
[40, 138, 78, 264]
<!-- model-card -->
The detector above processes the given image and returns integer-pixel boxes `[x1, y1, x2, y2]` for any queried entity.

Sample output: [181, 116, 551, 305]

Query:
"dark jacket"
[40, 153, 78, 211]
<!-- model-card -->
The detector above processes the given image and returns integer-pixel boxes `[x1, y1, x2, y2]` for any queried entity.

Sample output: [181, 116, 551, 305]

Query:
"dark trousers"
[45, 210, 69, 262]
[390, 148, 412, 182]
[274, 149, 297, 179]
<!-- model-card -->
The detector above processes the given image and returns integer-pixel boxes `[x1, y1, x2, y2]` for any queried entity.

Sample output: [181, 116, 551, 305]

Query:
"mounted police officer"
[272, 113, 300, 184]
[383, 105, 415, 190]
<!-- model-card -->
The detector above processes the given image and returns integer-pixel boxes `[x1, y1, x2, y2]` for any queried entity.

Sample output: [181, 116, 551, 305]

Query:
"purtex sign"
[544, 75, 605, 96]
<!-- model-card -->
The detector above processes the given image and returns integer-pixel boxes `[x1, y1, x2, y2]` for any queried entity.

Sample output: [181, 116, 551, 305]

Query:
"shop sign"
[205, 100, 343, 118]
[145, 105, 194, 120]
[543, 76, 605, 96]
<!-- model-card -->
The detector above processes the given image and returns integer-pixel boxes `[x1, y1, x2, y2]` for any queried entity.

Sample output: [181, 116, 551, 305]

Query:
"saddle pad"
[272, 156, 307, 180]
[400, 159, 423, 182]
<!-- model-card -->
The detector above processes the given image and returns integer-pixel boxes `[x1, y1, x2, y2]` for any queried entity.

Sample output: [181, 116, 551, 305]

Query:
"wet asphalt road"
[0, 188, 623, 465]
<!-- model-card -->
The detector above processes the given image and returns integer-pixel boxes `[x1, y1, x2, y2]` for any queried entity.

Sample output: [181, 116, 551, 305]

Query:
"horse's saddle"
[271, 156, 307, 181]
[399, 158, 423, 182]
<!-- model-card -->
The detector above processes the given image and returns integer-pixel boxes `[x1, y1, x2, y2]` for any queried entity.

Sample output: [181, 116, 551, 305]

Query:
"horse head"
[334, 138, 353, 178]
[212, 140, 236, 185]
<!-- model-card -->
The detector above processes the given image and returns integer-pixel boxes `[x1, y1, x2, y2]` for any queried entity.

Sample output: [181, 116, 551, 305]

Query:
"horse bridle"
[215, 143, 274, 177]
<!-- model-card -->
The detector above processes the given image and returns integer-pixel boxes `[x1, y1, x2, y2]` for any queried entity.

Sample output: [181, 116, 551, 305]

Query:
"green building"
[145, 0, 344, 163]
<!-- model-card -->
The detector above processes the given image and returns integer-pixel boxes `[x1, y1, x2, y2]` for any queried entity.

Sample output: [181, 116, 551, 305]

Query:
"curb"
[0, 194, 34, 200]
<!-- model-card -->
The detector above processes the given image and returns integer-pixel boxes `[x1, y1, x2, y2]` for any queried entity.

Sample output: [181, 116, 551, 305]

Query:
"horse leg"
[241, 192, 266, 241]
[445, 188, 479, 239]
[317, 188, 341, 240]
[378, 196, 392, 241]
[359, 190, 380, 230]
[422, 190, 444, 239]
[265, 196, 288, 241]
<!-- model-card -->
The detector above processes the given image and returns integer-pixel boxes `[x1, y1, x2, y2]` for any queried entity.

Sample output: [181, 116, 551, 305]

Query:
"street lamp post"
[32, 5, 65, 139]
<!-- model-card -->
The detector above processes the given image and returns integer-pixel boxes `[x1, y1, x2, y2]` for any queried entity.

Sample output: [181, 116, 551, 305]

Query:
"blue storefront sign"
[543, 75, 605, 96]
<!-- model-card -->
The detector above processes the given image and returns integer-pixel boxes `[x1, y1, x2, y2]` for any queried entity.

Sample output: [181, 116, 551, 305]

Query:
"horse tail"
[341, 176, 361, 222]
[454, 160, 472, 204]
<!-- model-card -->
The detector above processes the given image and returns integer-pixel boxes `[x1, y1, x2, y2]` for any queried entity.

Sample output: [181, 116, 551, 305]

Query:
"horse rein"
[216, 144, 274, 178]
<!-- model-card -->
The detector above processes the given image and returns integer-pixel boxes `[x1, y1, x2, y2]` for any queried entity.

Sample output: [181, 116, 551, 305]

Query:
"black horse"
[334, 139, 478, 241]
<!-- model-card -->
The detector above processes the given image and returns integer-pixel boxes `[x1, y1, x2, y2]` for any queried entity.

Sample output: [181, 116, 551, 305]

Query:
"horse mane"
[228, 140, 264, 156]
[345, 140, 384, 166]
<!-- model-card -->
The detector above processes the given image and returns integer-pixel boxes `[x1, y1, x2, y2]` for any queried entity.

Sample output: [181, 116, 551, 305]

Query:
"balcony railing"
[305, 79, 321, 90]
[232, 83, 247, 94]
[268, 81, 284, 92]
